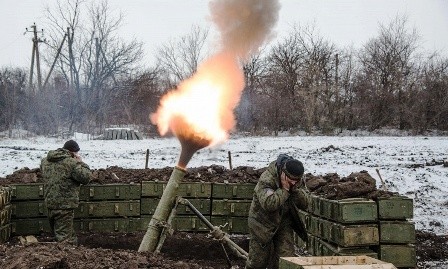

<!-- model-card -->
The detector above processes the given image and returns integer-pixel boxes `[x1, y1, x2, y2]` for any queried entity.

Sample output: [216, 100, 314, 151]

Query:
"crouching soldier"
[246, 154, 309, 269]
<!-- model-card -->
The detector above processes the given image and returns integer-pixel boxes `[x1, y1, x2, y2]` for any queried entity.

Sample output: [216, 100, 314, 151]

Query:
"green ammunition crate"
[173, 215, 210, 232]
[210, 216, 248, 234]
[294, 231, 307, 249]
[128, 217, 150, 232]
[1, 186, 12, 209]
[319, 218, 379, 247]
[378, 244, 416, 268]
[79, 184, 141, 201]
[137, 215, 210, 232]
[296, 209, 310, 229]
[76, 218, 129, 232]
[212, 183, 255, 199]
[9, 183, 45, 201]
[1, 204, 12, 226]
[306, 234, 316, 255]
[380, 221, 415, 244]
[309, 194, 323, 215]
[11, 218, 51, 235]
[140, 197, 159, 215]
[75, 200, 140, 218]
[141, 181, 212, 198]
[324, 198, 377, 223]
[140, 198, 210, 215]
[177, 198, 210, 215]
[316, 236, 378, 258]
[141, 181, 165, 197]
[211, 199, 252, 217]
[12, 201, 47, 218]
[307, 215, 320, 236]
[0, 224, 12, 243]
[377, 196, 413, 220]
[279, 256, 394, 269]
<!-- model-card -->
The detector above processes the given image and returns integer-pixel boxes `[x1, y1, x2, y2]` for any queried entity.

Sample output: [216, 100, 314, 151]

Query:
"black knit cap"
[63, 140, 80, 152]
[283, 159, 304, 180]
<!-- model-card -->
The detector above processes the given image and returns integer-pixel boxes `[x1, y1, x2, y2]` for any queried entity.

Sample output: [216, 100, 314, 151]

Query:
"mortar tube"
[138, 166, 186, 252]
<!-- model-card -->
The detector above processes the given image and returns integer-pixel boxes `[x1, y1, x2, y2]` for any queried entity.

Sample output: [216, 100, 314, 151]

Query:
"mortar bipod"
[176, 197, 249, 262]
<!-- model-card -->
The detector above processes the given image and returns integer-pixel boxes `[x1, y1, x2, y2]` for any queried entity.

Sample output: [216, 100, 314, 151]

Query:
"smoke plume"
[209, 0, 281, 60]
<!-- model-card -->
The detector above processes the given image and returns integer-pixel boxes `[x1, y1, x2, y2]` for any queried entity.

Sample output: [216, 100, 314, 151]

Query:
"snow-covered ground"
[1, 135, 447, 235]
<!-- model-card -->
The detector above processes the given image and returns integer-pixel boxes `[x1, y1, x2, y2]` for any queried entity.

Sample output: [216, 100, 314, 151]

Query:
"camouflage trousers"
[245, 224, 295, 269]
[47, 208, 77, 245]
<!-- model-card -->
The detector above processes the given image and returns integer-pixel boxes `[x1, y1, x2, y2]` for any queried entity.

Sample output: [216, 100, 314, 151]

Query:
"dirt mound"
[0, 232, 248, 269]
[0, 166, 395, 200]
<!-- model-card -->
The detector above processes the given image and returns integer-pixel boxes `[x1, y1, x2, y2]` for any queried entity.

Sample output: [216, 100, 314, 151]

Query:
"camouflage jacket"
[40, 148, 91, 209]
[247, 161, 308, 244]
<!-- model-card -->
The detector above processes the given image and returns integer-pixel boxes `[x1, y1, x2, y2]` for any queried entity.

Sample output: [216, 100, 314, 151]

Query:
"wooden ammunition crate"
[12, 200, 47, 218]
[211, 199, 252, 217]
[137, 215, 210, 233]
[1, 186, 12, 209]
[77, 218, 129, 232]
[0, 204, 12, 226]
[79, 184, 141, 201]
[140, 198, 210, 215]
[172, 216, 210, 232]
[212, 183, 255, 199]
[377, 196, 413, 220]
[316, 237, 378, 258]
[379, 221, 415, 244]
[0, 224, 12, 243]
[75, 200, 140, 218]
[279, 256, 397, 269]
[319, 218, 379, 247]
[378, 244, 416, 268]
[11, 218, 50, 235]
[9, 183, 44, 201]
[141, 181, 212, 198]
[210, 216, 248, 234]
[310, 196, 377, 223]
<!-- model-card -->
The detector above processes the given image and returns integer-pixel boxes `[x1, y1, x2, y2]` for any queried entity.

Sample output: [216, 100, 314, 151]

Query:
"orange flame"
[151, 51, 245, 149]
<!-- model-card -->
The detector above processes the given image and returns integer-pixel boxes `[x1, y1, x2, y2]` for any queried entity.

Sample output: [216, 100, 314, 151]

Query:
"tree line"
[1, 0, 447, 137]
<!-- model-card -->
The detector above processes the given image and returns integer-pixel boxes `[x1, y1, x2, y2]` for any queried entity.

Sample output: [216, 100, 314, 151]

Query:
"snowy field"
[0, 135, 447, 235]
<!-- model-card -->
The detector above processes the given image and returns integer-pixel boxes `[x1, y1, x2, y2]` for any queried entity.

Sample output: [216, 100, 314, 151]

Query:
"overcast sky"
[0, 0, 447, 69]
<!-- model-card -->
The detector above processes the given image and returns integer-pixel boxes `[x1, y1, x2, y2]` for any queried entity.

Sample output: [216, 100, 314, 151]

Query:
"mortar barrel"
[138, 166, 186, 252]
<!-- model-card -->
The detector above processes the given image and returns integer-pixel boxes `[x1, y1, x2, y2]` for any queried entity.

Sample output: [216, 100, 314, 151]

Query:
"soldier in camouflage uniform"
[245, 154, 309, 269]
[40, 140, 91, 245]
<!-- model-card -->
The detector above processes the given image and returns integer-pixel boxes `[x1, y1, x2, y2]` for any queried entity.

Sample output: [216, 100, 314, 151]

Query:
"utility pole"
[25, 23, 45, 91]
[43, 33, 67, 89]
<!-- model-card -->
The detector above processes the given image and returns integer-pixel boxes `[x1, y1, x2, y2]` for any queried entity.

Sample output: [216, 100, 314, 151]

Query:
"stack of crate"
[10, 183, 142, 234]
[75, 183, 141, 232]
[210, 182, 254, 234]
[140, 180, 212, 232]
[10, 183, 48, 234]
[5, 181, 415, 269]
[0, 186, 12, 243]
[295, 193, 416, 268]
[375, 196, 415, 268]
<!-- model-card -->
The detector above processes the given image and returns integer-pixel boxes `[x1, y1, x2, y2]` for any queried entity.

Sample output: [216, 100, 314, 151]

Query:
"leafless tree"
[264, 24, 337, 133]
[42, 0, 144, 133]
[236, 49, 269, 132]
[0, 68, 27, 137]
[412, 54, 448, 131]
[358, 16, 420, 130]
[156, 25, 210, 88]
